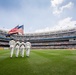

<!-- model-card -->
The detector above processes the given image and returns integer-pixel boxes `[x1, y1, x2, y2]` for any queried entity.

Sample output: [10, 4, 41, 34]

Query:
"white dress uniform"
[9, 40, 15, 57]
[20, 42, 25, 57]
[15, 41, 20, 57]
[25, 42, 31, 57]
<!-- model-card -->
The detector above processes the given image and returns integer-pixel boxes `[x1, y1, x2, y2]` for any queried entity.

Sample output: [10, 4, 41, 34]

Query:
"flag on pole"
[8, 25, 24, 35]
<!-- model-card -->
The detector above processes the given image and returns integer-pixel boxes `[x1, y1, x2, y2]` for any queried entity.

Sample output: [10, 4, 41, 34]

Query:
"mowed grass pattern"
[0, 49, 76, 75]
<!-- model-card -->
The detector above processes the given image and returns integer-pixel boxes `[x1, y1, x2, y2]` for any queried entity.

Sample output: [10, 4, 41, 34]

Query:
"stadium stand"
[0, 28, 76, 49]
[0, 30, 10, 47]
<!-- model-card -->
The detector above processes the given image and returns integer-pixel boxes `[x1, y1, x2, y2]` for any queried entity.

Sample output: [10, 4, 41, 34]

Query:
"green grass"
[0, 49, 76, 75]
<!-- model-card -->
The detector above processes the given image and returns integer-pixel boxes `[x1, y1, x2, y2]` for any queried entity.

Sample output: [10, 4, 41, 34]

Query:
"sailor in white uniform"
[20, 40, 25, 57]
[9, 39, 15, 58]
[25, 42, 31, 57]
[15, 40, 20, 57]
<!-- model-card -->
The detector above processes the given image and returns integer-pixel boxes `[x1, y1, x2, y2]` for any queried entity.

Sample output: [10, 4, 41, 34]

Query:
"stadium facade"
[0, 28, 76, 49]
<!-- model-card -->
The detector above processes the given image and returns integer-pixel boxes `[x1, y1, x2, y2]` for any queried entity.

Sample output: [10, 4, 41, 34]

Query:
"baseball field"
[0, 49, 76, 75]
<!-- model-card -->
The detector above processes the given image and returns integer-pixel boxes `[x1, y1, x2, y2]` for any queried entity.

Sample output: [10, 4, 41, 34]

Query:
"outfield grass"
[0, 49, 76, 75]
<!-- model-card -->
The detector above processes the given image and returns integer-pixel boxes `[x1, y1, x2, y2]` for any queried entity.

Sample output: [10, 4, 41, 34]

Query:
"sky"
[0, 0, 76, 33]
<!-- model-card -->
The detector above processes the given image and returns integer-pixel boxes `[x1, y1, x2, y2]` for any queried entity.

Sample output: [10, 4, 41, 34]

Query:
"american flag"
[8, 25, 24, 35]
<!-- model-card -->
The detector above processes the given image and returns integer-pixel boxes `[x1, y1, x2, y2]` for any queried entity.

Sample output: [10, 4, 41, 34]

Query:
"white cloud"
[35, 17, 76, 33]
[60, 2, 73, 10]
[51, 0, 74, 15]
[54, 17, 76, 30]
[53, 2, 73, 15]
[51, 0, 64, 7]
